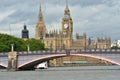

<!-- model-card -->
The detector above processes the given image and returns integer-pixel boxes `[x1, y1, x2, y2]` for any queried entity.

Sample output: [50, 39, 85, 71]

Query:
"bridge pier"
[8, 51, 18, 71]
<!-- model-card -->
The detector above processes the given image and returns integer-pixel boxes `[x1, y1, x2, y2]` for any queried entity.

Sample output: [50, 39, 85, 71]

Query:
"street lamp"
[11, 44, 14, 52]
[27, 44, 30, 52]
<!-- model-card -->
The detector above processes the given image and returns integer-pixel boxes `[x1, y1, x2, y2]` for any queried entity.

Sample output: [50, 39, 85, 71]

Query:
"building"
[35, 1, 74, 50]
[22, 24, 29, 40]
[96, 37, 111, 49]
[71, 33, 88, 49]
[87, 37, 95, 49]
[35, 1, 111, 50]
[117, 40, 120, 47]
[111, 40, 120, 48]
[35, 5, 47, 41]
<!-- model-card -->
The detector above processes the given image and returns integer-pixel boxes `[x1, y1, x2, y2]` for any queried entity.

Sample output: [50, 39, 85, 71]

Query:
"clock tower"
[60, 0, 73, 49]
[62, 0, 73, 37]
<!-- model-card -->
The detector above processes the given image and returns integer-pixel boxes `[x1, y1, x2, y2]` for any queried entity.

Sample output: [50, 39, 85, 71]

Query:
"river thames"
[0, 66, 120, 80]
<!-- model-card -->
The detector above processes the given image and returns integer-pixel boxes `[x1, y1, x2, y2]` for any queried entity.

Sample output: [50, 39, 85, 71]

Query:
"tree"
[24, 39, 45, 51]
[111, 46, 120, 49]
[0, 33, 45, 52]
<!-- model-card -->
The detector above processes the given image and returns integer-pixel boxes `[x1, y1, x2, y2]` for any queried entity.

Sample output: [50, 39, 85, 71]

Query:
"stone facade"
[8, 51, 18, 71]
[35, 5, 47, 40]
[49, 56, 112, 67]
[35, 1, 111, 50]
[71, 33, 88, 49]
[35, 2, 73, 50]
[87, 37, 96, 49]
[96, 37, 111, 49]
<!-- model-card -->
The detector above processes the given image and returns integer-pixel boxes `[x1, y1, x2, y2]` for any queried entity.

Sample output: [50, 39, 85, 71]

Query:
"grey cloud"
[70, 0, 103, 6]
[0, 0, 120, 41]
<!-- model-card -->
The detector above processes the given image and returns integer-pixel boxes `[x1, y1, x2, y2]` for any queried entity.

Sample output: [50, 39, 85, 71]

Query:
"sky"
[0, 0, 120, 42]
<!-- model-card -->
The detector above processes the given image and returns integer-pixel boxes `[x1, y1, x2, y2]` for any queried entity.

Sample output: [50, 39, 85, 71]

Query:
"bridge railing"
[17, 49, 120, 55]
[0, 49, 120, 56]
[0, 52, 8, 57]
[70, 49, 120, 54]
[17, 50, 67, 55]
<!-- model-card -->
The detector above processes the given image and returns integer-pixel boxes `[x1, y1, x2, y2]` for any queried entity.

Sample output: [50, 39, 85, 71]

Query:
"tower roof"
[65, 0, 69, 11]
[63, 14, 71, 20]
[38, 2, 44, 22]
[24, 24, 27, 30]
[22, 24, 29, 39]
[22, 24, 28, 32]
[63, 0, 71, 20]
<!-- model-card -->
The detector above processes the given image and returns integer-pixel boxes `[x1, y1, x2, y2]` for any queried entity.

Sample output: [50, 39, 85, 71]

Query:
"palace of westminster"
[22, 1, 111, 50]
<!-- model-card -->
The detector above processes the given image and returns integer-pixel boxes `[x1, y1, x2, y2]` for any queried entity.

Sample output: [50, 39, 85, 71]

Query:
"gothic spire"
[38, 1, 44, 22]
[65, 0, 69, 11]
[40, 0, 42, 12]
[35, 0, 47, 40]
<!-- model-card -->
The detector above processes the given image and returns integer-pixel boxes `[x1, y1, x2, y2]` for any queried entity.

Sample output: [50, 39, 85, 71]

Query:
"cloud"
[0, 10, 16, 22]
[70, 0, 120, 41]
[0, 0, 120, 41]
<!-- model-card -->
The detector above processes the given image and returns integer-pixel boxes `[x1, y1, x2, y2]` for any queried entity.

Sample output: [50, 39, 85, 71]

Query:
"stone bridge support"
[8, 52, 18, 71]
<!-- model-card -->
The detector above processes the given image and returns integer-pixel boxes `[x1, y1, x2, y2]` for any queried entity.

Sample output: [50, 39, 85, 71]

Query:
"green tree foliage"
[24, 39, 45, 51]
[0, 33, 45, 52]
[111, 46, 120, 49]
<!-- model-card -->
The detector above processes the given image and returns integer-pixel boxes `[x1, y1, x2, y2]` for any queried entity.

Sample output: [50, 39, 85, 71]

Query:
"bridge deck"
[0, 49, 120, 68]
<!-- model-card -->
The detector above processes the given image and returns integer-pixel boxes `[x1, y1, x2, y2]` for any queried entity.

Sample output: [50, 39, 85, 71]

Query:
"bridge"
[0, 49, 120, 71]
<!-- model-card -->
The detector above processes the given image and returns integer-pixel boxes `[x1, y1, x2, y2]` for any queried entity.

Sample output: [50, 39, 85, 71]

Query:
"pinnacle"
[65, 0, 69, 10]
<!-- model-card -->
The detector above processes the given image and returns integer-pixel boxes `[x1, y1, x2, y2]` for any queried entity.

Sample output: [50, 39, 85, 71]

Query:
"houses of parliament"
[22, 1, 111, 50]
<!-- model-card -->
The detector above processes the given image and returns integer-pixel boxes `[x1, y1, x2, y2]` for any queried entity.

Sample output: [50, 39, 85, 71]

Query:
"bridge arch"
[18, 54, 66, 70]
[18, 53, 120, 70]
[70, 54, 120, 65]
[0, 64, 7, 69]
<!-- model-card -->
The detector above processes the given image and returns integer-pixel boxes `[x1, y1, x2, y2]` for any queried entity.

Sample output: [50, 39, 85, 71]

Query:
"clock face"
[64, 24, 68, 28]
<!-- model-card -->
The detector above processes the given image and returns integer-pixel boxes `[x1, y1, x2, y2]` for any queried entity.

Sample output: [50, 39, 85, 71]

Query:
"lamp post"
[11, 44, 14, 52]
[27, 44, 30, 52]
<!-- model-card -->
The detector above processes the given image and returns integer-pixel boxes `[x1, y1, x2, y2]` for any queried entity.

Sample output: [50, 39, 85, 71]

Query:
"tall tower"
[60, 0, 73, 49]
[35, 3, 46, 40]
[22, 24, 29, 40]
[62, 0, 73, 38]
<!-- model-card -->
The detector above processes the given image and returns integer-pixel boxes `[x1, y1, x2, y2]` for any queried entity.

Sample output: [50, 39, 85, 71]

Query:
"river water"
[0, 66, 120, 80]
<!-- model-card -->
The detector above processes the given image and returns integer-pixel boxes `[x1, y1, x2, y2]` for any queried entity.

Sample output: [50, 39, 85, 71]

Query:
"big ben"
[60, 0, 73, 49]
[62, 0, 73, 38]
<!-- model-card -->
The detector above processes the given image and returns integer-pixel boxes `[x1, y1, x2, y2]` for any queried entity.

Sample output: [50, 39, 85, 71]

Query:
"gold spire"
[66, 0, 68, 7]
[40, 0, 41, 11]
[65, 0, 69, 11]
[36, 0, 47, 40]
[38, 0, 43, 22]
